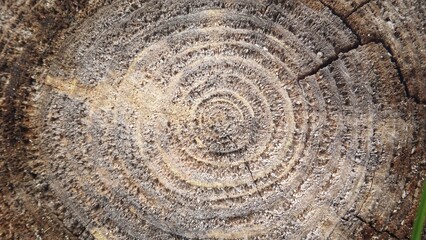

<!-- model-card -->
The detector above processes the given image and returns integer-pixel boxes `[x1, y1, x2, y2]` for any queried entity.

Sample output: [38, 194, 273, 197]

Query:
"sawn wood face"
[1, 0, 425, 239]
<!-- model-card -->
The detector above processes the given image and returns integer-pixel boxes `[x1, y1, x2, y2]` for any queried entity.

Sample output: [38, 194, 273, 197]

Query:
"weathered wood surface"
[1, 0, 425, 239]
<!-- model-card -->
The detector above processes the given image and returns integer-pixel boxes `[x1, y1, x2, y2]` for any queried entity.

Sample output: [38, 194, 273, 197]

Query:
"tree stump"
[1, 0, 425, 239]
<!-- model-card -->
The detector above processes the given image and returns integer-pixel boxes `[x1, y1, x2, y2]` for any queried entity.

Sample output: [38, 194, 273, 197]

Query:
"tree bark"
[1, 0, 425, 239]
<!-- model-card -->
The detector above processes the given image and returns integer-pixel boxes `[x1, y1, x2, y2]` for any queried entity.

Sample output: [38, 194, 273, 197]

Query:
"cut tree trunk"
[1, 0, 425, 239]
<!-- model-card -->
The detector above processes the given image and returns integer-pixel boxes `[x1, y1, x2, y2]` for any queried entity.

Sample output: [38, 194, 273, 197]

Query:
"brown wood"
[1, 0, 425, 239]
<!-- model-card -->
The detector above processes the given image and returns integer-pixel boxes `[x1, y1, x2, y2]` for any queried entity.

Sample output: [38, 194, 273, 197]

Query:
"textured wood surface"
[1, 0, 425, 239]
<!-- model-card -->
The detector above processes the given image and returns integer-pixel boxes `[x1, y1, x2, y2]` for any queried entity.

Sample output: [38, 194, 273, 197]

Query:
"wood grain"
[1, 0, 425, 239]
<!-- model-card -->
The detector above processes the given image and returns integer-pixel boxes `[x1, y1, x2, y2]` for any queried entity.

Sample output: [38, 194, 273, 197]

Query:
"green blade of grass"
[412, 179, 426, 240]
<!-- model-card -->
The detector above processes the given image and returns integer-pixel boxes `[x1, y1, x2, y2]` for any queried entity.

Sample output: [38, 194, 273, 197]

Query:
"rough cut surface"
[1, 0, 425, 239]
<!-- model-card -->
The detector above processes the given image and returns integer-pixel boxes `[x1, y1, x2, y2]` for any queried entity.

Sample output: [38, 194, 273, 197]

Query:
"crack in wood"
[369, 39, 422, 104]
[244, 162, 263, 198]
[344, 0, 373, 18]
[317, 0, 362, 43]
[310, 0, 422, 104]
[354, 215, 401, 239]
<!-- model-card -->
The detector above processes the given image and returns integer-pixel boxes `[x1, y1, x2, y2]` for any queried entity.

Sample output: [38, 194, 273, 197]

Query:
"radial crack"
[296, 41, 359, 82]
[357, 171, 375, 214]
[317, 0, 420, 104]
[317, 0, 362, 43]
[354, 215, 401, 239]
[244, 162, 263, 198]
[345, 0, 373, 18]
[295, 0, 363, 82]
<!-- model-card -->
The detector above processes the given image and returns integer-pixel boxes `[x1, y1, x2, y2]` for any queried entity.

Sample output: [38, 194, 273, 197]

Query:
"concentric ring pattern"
[37, 0, 423, 239]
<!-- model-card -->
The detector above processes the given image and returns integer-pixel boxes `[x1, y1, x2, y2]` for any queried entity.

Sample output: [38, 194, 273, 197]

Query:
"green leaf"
[412, 179, 426, 240]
